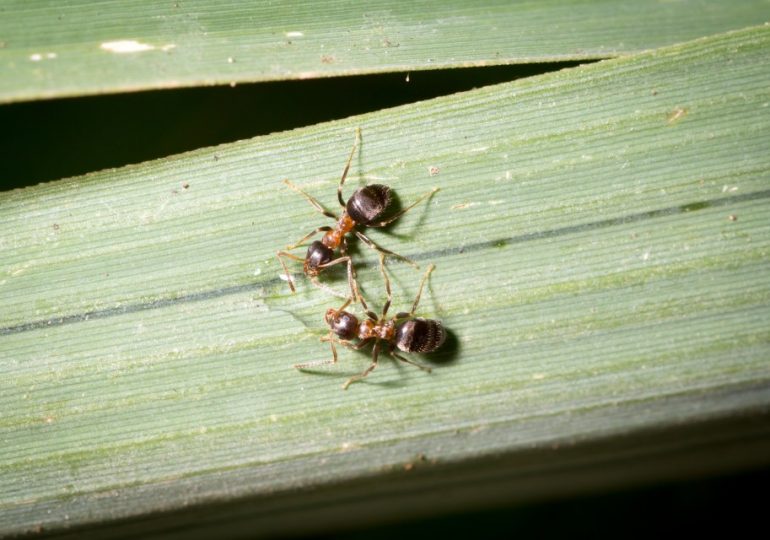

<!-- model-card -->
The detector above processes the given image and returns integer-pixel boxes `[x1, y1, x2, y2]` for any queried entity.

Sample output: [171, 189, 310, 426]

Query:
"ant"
[295, 254, 446, 390]
[276, 128, 437, 300]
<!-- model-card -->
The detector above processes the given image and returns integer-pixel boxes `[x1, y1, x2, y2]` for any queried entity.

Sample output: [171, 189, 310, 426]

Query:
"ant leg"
[377, 253, 393, 318]
[294, 331, 339, 370]
[340, 237, 364, 308]
[355, 230, 418, 268]
[343, 340, 380, 390]
[408, 263, 436, 316]
[321, 335, 371, 351]
[367, 187, 439, 228]
[284, 179, 338, 220]
[333, 296, 354, 314]
[317, 254, 360, 302]
[310, 276, 348, 299]
[391, 350, 433, 373]
[285, 226, 332, 250]
[337, 127, 362, 208]
[276, 250, 304, 292]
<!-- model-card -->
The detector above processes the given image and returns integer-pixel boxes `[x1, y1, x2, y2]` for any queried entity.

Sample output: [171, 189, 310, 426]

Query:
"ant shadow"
[296, 346, 417, 389]
[426, 327, 460, 366]
[353, 129, 438, 241]
[371, 188, 438, 241]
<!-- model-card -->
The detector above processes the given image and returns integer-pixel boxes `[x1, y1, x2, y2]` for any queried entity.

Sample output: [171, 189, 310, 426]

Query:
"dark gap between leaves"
[0, 62, 586, 191]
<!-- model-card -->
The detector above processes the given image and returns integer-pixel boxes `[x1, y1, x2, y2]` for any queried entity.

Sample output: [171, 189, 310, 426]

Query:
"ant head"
[305, 240, 333, 275]
[325, 308, 359, 340]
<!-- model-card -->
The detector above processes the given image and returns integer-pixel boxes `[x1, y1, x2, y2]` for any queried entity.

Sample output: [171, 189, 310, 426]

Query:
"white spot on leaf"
[30, 52, 58, 61]
[100, 40, 173, 53]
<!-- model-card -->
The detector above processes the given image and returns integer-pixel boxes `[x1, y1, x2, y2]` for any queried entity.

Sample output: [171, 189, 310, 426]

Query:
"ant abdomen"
[346, 184, 391, 225]
[395, 318, 446, 353]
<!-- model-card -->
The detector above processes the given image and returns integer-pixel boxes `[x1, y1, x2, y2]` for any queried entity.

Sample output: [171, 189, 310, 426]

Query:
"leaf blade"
[2, 24, 770, 535]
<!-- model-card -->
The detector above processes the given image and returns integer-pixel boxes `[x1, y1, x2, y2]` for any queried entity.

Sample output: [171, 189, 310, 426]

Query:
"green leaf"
[2, 24, 770, 536]
[1, 0, 768, 103]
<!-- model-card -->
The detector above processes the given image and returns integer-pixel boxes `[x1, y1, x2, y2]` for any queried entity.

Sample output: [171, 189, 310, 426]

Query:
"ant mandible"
[295, 254, 446, 390]
[276, 128, 438, 300]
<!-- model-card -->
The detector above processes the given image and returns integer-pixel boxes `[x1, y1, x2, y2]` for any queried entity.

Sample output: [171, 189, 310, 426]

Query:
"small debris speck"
[182, 182, 190, 189]
[428, 166, 440, 176]
[227, 57, 235, 63]
[728, 214, 737, 221]
[320, 54, 334, 64]
[666, 106, 688, 124]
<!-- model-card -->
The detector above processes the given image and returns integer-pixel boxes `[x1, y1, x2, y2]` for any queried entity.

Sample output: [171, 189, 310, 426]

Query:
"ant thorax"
[359, 318, 395, 342]
[321, 214, 355, 249]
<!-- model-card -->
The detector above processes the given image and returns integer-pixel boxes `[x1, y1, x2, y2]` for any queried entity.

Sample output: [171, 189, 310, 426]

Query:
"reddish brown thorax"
[358, 318, 375, 339]
[322, 213, 355, 249]
[359, 318, 395, 342]
[375, 320, 396, 341]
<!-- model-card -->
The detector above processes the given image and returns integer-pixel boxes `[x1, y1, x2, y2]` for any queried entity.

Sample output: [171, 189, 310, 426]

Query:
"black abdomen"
[346, 184, 391, 225]
[395, 318, 446, 353]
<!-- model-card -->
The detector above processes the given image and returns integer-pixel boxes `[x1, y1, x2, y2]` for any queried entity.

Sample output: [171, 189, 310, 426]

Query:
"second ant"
[295, 254, 446, 389]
